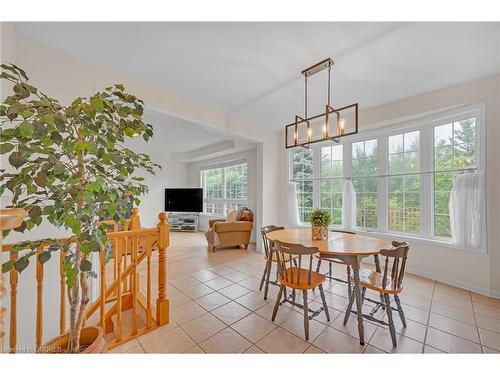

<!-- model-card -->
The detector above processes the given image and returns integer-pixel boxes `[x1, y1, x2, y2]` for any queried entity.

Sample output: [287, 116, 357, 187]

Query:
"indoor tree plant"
[0, 63, 159, 353]
[310, 209, 331, 240]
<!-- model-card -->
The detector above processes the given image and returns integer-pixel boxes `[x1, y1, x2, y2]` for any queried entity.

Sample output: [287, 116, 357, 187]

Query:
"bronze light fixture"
[285, 58, 358, 149]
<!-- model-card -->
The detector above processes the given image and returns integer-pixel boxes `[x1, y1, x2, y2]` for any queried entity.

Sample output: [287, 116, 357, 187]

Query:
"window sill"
[294, 223, 487, 255]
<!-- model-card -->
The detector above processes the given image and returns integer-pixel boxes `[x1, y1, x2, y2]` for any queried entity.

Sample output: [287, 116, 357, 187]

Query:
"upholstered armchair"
[208, 218, 253, 251]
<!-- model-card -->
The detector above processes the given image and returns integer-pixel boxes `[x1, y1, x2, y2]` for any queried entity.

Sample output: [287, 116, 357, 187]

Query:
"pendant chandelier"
[285, 58, 358, 149]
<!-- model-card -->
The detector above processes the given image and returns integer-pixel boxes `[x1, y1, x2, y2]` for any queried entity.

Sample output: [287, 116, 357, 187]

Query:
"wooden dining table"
[265, 228, 391, 345]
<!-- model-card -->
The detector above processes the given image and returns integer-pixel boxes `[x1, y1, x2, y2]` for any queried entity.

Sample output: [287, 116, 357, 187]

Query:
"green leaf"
[0, 143, 14, 154]
[90, 96, 104, 112]
[2, 260, 15, 273]
[19, 121, 35, 137]
[8, 151, 26, 168]
[14, 257, 29, 273]
[80, 259, 92, 272]
[38, 251, 51, 264]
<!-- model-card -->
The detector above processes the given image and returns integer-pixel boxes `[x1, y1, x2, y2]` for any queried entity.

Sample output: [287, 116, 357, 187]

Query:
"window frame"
[201, 158, 248, 216]
[288, 103, 486, 253]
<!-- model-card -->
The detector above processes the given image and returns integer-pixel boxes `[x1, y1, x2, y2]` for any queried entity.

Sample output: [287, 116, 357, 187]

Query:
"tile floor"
[109, 232, 500, 354]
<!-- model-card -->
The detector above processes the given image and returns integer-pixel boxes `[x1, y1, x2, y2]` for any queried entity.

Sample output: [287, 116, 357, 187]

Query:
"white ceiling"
[14, 22, 500, 131]
[125, 110, 256, 161]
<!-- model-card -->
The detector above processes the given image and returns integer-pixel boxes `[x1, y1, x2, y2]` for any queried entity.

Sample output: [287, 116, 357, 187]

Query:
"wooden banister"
[1, 209, 169, 352]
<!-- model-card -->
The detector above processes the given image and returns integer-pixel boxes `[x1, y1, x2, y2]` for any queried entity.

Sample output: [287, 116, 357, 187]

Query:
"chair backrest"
[260, 225, 285, 258]
[273, 240, 319, 287]
[379, 241, 410, 291]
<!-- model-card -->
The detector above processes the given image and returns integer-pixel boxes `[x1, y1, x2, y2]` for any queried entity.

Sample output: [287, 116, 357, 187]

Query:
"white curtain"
[287, 182, 299, 227]
[342, 179, 357, 231]
[449, 172, 484, 249]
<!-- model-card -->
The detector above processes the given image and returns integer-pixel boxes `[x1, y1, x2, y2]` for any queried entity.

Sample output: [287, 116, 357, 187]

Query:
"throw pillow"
[226, 209, 237, 222]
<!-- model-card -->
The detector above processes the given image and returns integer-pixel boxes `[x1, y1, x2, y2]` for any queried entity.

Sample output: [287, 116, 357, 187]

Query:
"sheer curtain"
[287, 182, 299, 227]
[342, 179, 357, 231]
[449, 172, 484, 249]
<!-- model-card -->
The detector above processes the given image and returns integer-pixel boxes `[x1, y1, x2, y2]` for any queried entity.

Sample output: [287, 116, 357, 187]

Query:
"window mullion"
[421, 125, 433, 237]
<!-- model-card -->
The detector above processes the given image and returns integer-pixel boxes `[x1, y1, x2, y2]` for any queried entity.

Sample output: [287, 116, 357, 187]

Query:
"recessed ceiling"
[14, 22, 500, 131]
[125, 110, 256, 161]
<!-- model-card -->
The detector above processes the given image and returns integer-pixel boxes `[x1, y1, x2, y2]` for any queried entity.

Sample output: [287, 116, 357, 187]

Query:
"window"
[288, 105, 484, 250]
[292, 149, 313, 223]
[320, 145, 343, 225]
[352, 139, 378, 228]
[433, 118, 476, 237]
[388, 131, 420, 233]
[201, 159, 248, 215]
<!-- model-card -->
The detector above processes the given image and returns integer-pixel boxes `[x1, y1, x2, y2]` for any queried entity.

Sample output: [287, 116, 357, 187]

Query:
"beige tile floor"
[109, 232, 500, 354]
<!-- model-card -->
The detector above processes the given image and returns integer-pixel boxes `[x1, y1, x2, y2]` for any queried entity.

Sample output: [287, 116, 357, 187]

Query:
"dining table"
[265, 228, 392, 345]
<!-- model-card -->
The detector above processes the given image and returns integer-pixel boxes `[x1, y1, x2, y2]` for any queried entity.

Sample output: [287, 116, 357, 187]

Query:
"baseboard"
[361, 258, 500, 299]
[404, 266, 500, 299]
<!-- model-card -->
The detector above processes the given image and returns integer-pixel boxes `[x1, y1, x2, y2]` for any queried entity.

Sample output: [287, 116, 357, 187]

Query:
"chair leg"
[272, 285, 285, 321]
[361, 287, 366, 306]
[259, 259, 269, 291]
[343, 289, 355, 325]
[346, 266, 352, 299]
[302, 290, 309, 341]
[329, 262, 333, 278]
[316, 259, 321, 273]
[263, 259, 273, 300]
[384, 294, 397, 347]
[394, 294, 407, 328]
[292, 289, 296, 306]
[318, 284, 330, 321]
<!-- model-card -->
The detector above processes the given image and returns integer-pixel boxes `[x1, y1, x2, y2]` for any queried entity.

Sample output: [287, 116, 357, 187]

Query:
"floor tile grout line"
[470, 291, 485, 353]
[421, 280, 436, 353]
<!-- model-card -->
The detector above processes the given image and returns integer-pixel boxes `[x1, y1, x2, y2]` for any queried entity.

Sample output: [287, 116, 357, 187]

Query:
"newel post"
[130, 207, 141, 230]
[156, 212, 169, 325]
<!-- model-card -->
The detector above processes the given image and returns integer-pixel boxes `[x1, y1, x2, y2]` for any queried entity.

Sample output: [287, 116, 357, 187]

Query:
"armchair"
[208, 218, 253, 252]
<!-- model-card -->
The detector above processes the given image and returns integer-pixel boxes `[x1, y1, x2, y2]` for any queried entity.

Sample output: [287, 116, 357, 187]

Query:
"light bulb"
[307, 127, 312, 141]
[338, 119, 345, 135]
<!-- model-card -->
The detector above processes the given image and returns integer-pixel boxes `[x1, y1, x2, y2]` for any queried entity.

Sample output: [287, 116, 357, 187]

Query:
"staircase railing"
[1, 209, 169, 352]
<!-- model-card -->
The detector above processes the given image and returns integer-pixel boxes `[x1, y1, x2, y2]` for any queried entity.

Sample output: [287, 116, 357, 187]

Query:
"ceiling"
[14, 22, 500, 131]
[125, 110, 256, 162]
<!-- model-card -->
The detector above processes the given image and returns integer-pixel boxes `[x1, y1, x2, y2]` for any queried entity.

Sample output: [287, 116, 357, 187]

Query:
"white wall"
[282, 74, 500, 297]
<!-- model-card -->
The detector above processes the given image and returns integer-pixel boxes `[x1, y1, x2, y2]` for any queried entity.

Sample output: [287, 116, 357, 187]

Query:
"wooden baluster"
[59, 250, 66, 334]
[9, 251, 18, 353]
[116, 238, 123, 341]
[35, 245, 44, 349]
[99, 245, 106, 331]
[146, 234, 153, 329]
[131, 234, 138, 335]
[123, 237, 128, 292]
[156, 213, 169, 325]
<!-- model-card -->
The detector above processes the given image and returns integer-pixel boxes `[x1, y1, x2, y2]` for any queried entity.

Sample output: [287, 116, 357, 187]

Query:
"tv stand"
[168, 213, 199, 232]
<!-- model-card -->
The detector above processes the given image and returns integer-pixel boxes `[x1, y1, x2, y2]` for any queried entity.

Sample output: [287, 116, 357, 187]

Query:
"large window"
[388, 131, 420, 233]
[320, 145, 343, 225]
[292, 149, 313, 223]
[433, 118, 476, 237]
[352, 139, 378, 228]
[289, 105, 484, 249]
[201, 159, 248, 215]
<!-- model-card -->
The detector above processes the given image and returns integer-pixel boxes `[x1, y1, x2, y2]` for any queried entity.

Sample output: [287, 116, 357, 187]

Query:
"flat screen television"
[165, 188, 203, 213]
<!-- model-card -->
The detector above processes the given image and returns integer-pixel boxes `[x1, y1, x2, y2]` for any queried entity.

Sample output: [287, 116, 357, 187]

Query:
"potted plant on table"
[310, 209, 331, 240]
[0, 64, 159, 353]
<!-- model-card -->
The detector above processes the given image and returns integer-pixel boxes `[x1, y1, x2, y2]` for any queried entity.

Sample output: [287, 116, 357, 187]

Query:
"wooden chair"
[315, 229, 356, 298]
[343, 241, 410, 347]
[271, 240, 330, 340]
[259, 225, 287, 300]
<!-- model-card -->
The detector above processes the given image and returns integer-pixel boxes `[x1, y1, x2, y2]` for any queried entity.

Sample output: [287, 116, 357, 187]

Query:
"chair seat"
[279, 267, 325, 290]
[353, 268, 402, 294]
